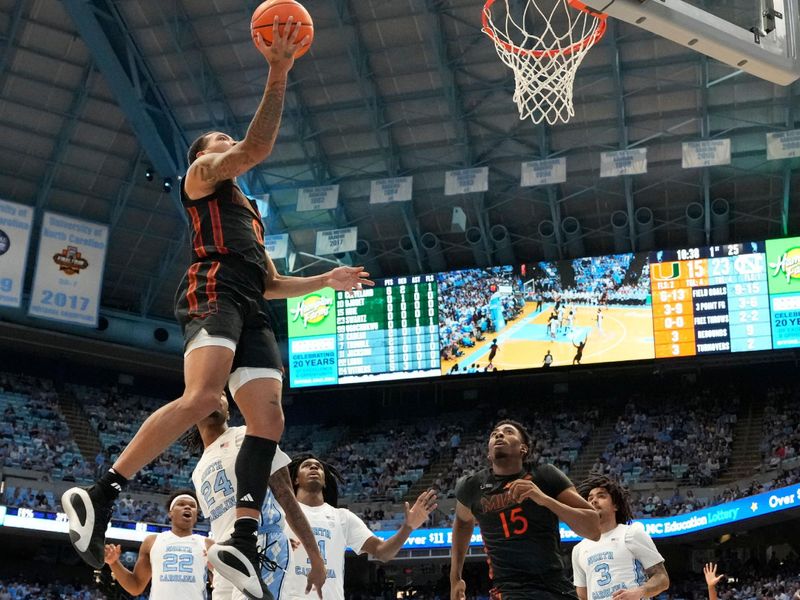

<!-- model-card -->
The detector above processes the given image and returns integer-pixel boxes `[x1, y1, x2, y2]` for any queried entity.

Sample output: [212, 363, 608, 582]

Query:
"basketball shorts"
[491, 576, 579, 600]
[174, 260, 283, 391]
[213, 528, 289, 600]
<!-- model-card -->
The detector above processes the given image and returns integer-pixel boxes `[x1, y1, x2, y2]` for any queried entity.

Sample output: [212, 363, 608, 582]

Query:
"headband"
[169, 494, 197, 512]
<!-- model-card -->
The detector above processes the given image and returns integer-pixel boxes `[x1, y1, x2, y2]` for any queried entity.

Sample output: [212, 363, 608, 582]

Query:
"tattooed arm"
[186, 18, 310, 192]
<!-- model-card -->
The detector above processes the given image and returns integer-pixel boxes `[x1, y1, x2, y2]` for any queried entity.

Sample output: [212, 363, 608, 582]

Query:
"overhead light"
[145, 167, 154, 182]
[162, 178, 173, 193]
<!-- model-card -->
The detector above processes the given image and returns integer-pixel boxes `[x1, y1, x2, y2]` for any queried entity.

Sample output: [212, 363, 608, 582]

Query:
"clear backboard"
[580, 0, 800, 85]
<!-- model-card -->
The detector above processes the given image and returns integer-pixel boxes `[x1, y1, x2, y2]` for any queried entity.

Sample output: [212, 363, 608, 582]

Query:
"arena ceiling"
[0, 0, 797, 322]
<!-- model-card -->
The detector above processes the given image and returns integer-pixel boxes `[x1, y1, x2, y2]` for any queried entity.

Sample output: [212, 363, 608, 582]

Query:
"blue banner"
[372, 483, 800, 549]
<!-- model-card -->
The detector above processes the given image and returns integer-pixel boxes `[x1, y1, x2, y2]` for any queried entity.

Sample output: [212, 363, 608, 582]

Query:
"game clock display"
[649, 243, 772, 357]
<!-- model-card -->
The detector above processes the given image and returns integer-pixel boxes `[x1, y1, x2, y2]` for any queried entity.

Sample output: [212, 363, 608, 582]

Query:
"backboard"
[580, 0, 800, 85]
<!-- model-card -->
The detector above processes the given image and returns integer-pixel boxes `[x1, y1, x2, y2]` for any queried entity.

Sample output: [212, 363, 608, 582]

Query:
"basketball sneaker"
[61, 486, 114, 569]
[208, 533, 275, 600]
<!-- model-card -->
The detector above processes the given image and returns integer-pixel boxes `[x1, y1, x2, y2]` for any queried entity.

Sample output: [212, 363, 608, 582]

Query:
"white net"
[482, 0, 606, 125]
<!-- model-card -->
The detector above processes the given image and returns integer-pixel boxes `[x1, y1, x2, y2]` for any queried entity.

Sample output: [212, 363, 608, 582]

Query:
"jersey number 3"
[499, 507, 528, 538]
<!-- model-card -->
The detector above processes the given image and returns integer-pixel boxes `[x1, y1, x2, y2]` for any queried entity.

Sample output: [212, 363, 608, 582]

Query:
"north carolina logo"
[291, 294, 333, 327]
[770, 247, 800, 284]
[53, 246, 89, 275]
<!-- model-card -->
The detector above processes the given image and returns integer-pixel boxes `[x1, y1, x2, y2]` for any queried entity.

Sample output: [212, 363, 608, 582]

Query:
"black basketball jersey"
[180, 179, 268, 287]
[456, 464, 573, 588]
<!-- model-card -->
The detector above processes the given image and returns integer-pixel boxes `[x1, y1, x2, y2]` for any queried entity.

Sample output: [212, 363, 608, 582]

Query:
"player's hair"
[165, 489, 199, 513]
[492, 419, 532, 458]
[577, 475, 634, 525]
[181, 426, 204, 455]
[187, 132, 213, 165]
[288, 454, 345, 508]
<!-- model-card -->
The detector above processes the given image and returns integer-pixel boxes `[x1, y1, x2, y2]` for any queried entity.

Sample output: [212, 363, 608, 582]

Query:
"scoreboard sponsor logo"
[769, 246, 800, 284]
[291, 294, 334, 328]
[287, 288, 337, 338]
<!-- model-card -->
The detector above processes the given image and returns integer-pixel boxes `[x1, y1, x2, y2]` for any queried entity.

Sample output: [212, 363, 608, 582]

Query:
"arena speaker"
[685, 202, 705, 246]
[611, 210, 631, 253]
[354, 239, 382, 278]
[399, 235, 420, 273]
[711, 198, 730, 245]
[635, 206, 655, 251]
[537, 219, 560, 260]
[561, 217, 584, 257]
[420, 232, 447, 272]
[490, 224, 516, 265]
[466, 227, 492, 267]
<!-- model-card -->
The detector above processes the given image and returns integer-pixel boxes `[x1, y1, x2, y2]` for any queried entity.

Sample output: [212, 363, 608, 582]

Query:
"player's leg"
[61, 343, 234, 568]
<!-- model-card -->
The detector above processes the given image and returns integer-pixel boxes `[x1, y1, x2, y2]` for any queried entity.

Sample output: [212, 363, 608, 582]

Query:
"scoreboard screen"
[287, 275, 440, 387]
[649, 242, 772, 357]
[286, 236, 800, 388]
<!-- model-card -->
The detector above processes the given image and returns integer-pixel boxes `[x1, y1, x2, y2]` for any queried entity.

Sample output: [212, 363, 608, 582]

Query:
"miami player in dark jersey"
[62, 20, 371, 600]
[450, 420, 601, 600]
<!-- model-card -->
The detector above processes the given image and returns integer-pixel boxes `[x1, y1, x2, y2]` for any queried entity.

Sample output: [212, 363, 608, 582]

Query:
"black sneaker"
[61, 486, 113, 569]
[208, 534, 275, 600]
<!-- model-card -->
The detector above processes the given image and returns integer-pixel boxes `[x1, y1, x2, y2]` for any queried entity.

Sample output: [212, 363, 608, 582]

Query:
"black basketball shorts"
[174, 260, 283, 382]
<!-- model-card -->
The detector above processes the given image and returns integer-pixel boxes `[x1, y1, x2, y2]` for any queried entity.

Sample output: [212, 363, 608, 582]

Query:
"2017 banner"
[28, 212, 108, 327]
[0, 199, 34, 308]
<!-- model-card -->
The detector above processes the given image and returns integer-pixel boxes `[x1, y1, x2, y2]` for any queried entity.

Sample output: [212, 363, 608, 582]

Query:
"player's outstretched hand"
[508, 479, 547, 506]
[305, 554, 326, 598]
[405, 489, 438, 530]
[704, 563, 724, 587]
[450, 578, 467, 600]
[103, 544, 121, 565]
[326, 265, 375, 294]
[254, 16, 310, 72]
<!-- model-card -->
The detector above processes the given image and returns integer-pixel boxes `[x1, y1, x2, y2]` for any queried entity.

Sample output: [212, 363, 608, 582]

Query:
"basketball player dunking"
[450, 420, 600, 600]
[103, 490, 211, 599]
[63, 19, 372, 600]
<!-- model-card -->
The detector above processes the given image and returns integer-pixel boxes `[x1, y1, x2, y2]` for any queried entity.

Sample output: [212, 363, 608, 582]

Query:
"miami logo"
[651, 262, 680, 281]
[770, 247, 800, 284]
[291, 294, 333, 327]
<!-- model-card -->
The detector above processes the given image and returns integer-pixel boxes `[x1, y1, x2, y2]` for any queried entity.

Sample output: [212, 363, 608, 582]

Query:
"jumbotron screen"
[286, 235, 800, 388]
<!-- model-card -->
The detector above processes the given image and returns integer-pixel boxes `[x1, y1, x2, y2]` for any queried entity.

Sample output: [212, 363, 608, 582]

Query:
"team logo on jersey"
[53, 246, 89, 275]
[769, 247, 800, 284]
[291, 293, 333, 327]
[0, 229, 9, 256]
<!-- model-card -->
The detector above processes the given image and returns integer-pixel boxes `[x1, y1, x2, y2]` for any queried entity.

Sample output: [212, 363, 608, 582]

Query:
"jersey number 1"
[499, 507, 528, 538]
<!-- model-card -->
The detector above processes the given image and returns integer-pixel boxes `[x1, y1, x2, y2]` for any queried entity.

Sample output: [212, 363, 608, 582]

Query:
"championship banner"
[0, 199, 34, 308]
[521, 157, 567, 187]
[369, 176, 413, 204]
[767, 129, 800, 160]
[315, 226, 358, 255]
[682, 139, 731, 168]
[264, 233, 289, 260]
[444, 167, 489, 195]
[28, 212, 108, 327]
[600, 148, 647, 177]
[296, 185, 339, 212]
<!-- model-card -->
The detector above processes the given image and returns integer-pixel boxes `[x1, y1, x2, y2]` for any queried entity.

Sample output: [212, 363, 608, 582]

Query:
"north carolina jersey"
[149, 531, 208, 600]
[191, 427, 291, 599]
[283, 503, 374, 600]
[571, 522, 664, 600]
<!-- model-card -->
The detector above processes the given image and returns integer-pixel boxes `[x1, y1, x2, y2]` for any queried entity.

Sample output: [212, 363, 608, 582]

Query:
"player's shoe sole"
[208, 540, 274, 600]
[61, 487, 108, 569]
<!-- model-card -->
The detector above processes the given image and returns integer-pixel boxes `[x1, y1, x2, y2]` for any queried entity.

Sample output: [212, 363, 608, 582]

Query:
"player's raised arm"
[104, 538, 154, 596]
[449, 500, 474, 600]
[263, 257, 374, 300]
[188, 18, 308, 189]
[360, 489, 438, 563]
[704, 562, 724, 600]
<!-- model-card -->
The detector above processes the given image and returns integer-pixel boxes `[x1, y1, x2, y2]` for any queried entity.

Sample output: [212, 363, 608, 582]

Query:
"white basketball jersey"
[283, 503, 374, 600]
[149, 531, 208, 600]
[191, 426, 291, 542]
[572, 522, 664, 600]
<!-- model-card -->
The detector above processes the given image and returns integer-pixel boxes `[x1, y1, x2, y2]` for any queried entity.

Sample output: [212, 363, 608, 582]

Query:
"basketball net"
[482, 0, 606, 125]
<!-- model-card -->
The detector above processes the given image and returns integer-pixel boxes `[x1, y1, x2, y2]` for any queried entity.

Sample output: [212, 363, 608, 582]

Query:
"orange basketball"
[251, 0, 314, 59]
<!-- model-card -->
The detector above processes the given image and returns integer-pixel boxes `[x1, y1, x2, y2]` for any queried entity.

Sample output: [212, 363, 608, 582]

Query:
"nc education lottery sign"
[0, 199, 34, 308]
[29, 212, 108, 327]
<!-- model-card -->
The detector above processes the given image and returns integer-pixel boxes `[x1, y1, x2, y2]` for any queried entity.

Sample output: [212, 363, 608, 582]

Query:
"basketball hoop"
[482, 0, 607, 125]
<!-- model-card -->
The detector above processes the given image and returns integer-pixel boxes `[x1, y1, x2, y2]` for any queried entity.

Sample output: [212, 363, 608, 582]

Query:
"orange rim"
[482, 0, 607, 58]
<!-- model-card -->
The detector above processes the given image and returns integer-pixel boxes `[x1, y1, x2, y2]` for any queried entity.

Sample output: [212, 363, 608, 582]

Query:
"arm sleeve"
[536, 463, 574, 498]
[343, 509, 375, 554]
[571, 544, 588, 587]
[624, 522, 665, 569]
